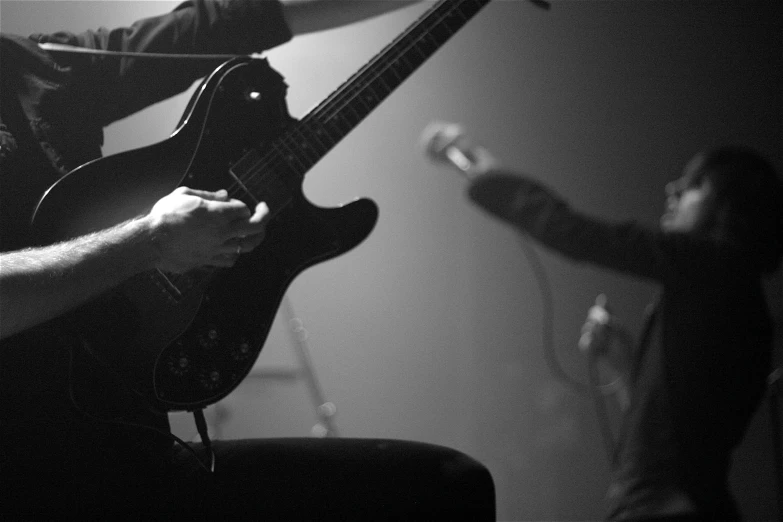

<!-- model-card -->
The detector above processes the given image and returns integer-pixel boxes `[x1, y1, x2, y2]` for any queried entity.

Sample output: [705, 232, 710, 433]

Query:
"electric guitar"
[31, 0, 492, 412]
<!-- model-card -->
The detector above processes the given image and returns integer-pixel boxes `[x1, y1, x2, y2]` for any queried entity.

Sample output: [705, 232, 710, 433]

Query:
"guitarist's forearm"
[0, 217, 159, 340]
[281, 0, 421, 36]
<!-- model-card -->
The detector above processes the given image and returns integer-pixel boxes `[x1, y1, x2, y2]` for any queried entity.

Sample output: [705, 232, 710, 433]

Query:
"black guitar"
[31, 0, 492, 412]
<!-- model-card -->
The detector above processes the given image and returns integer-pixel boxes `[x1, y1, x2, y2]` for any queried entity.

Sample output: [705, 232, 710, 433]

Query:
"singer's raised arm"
[466, 171, 751, 284]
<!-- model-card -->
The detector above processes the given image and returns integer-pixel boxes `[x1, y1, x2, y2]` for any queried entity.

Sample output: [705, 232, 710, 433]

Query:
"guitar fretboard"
[237, 0, 491, 187]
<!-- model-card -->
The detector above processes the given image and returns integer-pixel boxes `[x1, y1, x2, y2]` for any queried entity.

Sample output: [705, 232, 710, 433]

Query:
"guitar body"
[31, 0, 492, 413]
[32, 57, 378, 412]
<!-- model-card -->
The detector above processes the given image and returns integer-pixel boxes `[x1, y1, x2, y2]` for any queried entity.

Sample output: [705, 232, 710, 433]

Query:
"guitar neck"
[280, 0, 491, 178]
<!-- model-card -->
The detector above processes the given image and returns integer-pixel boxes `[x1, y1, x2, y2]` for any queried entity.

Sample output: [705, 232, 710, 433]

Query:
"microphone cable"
[515, 235, 591, 395]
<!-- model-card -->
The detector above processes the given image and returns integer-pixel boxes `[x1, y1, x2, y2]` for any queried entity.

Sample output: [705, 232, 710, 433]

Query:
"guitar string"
[225, 0, 478, 196]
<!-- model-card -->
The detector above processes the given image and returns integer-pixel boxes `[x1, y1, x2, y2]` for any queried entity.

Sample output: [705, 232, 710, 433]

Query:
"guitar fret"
[424, 28, 447, 51]
[328, 112, 355, 134]
[452, 5, 469, 21]
[409, 41, 428, 61]
[429, 21, 456, 42]
[297, 127, 327, 157]
[374, 75, 393, 95]
[397, 55, 416, 74]
[363, 88, 381, 107]
[346, 101, 363, 122]
[322, 119, 346, 143]
[287, 129, 320, 167]
[352, 90, 372, 113]
[309, 124, 338, 151]
[275, 141, 308, 176]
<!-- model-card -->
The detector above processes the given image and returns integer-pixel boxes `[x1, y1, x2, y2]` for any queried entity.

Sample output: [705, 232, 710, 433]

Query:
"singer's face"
[659, 154, 718, 234]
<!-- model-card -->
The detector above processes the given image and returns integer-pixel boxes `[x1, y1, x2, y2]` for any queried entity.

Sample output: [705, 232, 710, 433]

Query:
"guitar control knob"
[199, 369, 222, 391]
[167, 352, 192, 376]
[198, 327, 219, 349]
[231, 339, 253, 361]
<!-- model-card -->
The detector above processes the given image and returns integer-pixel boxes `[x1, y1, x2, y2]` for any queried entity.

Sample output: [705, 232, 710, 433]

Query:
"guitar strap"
[38, 41, 265, 61]
[193, 408, 216, 473]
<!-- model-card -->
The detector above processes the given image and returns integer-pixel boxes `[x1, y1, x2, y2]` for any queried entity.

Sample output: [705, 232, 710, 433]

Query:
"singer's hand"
[420, 121, 498, 179]
[579, 295, 613, 357]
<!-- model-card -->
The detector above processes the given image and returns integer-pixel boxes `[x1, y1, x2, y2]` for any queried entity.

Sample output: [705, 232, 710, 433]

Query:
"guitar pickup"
[229, 149, 293, 218]
[255, 175, 293, 219]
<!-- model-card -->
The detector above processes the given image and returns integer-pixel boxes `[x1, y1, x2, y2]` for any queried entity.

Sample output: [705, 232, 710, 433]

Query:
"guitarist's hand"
[148, 187, 269, 273]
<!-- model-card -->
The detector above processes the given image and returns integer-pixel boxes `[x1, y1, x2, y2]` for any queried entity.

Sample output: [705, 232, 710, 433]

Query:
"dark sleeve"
[30, 0, 293, 125]
[467, 171, 741, 282]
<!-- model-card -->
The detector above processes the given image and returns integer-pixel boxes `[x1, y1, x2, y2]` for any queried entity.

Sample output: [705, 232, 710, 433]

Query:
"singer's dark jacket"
[468, 173, 774, 520]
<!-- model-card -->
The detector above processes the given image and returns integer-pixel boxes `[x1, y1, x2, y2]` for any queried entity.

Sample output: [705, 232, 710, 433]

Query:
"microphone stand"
[281, 297, 340, 438]
[207, 296, 340, 438]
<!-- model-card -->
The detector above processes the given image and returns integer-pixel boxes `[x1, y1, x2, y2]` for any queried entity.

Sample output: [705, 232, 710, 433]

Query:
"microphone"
[420, 121, 491, 179]
[579, 294, 613, 357]
[421, 121, 532, 223]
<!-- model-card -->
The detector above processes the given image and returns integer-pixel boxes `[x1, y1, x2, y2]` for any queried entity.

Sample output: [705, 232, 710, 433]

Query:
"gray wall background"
[3, 1, 781, 519]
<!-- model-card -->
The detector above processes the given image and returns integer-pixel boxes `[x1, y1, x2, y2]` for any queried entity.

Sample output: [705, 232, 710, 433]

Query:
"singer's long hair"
[694, 146, 783, 274]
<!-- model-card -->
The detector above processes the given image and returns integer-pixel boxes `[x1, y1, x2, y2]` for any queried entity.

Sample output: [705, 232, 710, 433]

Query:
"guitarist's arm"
[0, 187, 268, 340]
[281, 0, 421, 36]
[31, 0, 422, 129]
